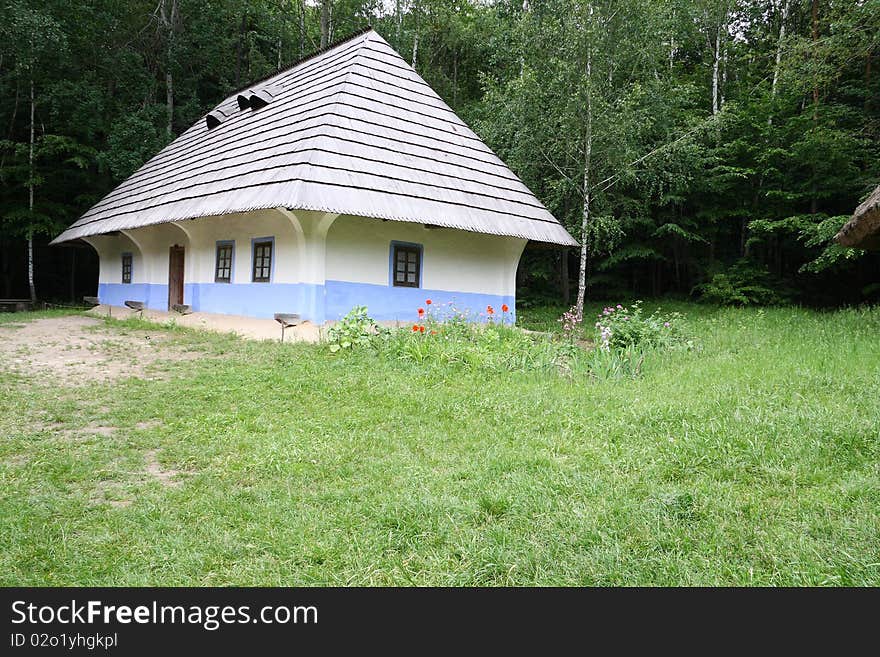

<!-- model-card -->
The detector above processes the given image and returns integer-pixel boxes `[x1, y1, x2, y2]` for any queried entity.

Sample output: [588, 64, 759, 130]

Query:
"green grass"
[1, 303, 878, 585]
[0, 307, 78, 325]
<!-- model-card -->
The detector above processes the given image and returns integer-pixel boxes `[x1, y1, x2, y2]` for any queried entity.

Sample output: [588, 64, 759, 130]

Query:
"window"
[215, 242, 233, 283]
[252, 239, 273, 282]
[121, 253, 132, 284]
[392, 243, 421, 288]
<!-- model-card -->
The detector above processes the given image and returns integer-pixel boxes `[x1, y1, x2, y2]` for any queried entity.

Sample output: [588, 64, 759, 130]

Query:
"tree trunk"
[28, 74, 36, 302]
[561, 248, 570, 305]
[520, 0, 530, 77]
[298, 0, 305, 58]
[810, 0, 819, 214]
[69, 248, 76, 303]
[320, 0, 330, 48]
[866, 50, 872, 113]
[452, 52, 458, 106]
[720, 21, 728, 109]
[411, 0, 420, 70]
[811, 0, 819, 120]
[396, 0, 403, 50]
[236, 12, 246, 85]
[770, 0, 790, 99]
[768, 0, 791, 125]
[711, 26, 720, 115]
[165, 71, 173, 137]
[1, 240, 11, 298]
[576, 41, 592, 317]
[159, 0, 179, 138]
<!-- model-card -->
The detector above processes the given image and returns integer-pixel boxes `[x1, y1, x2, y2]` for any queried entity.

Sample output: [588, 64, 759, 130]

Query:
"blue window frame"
[390, 241, 423, 288]
[215, 240, 234, 283]
[251, 236, 274, 283]
[121, 252, 133, 284]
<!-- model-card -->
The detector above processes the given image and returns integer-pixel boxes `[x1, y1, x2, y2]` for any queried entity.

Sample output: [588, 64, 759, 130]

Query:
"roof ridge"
[227, 27, 374, 98]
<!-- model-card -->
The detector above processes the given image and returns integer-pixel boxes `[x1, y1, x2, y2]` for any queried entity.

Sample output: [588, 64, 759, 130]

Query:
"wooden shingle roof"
[53, 29, 576, 246]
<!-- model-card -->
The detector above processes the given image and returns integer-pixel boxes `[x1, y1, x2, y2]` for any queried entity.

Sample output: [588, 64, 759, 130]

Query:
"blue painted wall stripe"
[325, 280, 514, 323]
[98, 280, 514, 324]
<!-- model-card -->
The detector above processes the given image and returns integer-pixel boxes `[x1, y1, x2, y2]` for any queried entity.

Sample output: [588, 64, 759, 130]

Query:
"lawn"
[1, 302, 878, 585]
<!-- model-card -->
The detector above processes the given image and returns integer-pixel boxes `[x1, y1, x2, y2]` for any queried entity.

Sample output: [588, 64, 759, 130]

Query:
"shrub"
[694, 259, 789, 306]
[593, 301, 691, 351]
[326, 305, 388, 353]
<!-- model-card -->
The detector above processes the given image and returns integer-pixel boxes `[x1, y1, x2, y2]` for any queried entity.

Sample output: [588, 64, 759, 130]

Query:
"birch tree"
[320, 0, 331, 48]
[411, 0, 420, 69]
[701, 1, 731, 116]
[157, 0, 180, 138]
[575, 5, 594, 316]
[4, 3, 66, 302]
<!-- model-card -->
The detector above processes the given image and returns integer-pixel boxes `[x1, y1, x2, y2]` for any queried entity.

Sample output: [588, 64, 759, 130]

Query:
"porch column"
[277, 208, 338, 324]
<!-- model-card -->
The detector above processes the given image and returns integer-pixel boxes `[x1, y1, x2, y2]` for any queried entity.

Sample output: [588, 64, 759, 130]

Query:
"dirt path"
[87, 305, 323, 342]
[0, 315, 200, 385]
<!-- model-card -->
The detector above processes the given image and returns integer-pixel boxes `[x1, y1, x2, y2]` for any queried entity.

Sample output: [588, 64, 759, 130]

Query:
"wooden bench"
[274, 313, 301, 342]
[124, 300, 145, 316]
[171, 304, 192, 315]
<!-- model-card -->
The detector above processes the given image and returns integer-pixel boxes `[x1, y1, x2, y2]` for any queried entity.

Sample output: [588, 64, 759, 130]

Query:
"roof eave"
[53, 205, 578, 248]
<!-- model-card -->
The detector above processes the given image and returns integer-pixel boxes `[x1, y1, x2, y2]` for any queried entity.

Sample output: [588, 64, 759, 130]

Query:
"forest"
[1, 0, 878, 307]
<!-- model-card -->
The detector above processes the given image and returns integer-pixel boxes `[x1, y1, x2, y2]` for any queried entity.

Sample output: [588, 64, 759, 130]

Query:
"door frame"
[168, 244, 185, 310]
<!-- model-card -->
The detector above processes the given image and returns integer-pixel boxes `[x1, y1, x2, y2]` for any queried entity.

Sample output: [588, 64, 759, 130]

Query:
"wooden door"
[168, 245, 185, 309]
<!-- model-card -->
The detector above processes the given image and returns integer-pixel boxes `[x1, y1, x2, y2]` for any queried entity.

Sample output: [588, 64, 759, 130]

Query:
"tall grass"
[0, 304, 878, 585]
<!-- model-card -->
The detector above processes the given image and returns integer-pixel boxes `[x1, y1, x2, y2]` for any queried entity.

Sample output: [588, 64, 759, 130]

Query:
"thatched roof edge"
[835, 184, 880, 250]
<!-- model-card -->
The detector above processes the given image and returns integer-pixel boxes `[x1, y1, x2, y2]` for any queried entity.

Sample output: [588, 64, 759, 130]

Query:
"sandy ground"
[86, 305, 323, 342]
[0, 308, 404, 385]
[0, 315, 201, 385]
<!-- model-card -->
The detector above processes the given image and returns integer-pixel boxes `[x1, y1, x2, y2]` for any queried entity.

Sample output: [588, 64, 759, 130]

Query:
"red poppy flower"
[419, 325, 425, 333]
[418, 307, 425, 316]
[501, 304, 509, 313]
[426, 299, 432, 305]
[412, 325, 420, 332]
[487, 305, 495, 315]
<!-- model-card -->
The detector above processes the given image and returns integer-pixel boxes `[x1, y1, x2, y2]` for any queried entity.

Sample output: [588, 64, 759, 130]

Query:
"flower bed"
[326, 300, 693, 380]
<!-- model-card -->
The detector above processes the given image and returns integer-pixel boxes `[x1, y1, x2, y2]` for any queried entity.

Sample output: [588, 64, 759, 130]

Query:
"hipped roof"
[53, 28, 576, 247]
[835, 184, 880, 250]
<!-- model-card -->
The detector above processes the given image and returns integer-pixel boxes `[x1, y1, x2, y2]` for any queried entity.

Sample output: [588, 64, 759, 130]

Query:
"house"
[51, 28, 576, 324]
[835, 184, 880, 250]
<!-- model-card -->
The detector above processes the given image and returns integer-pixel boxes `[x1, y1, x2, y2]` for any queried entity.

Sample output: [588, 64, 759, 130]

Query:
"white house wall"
[91, 208, 526, 324]
[324, 214, 525, 323]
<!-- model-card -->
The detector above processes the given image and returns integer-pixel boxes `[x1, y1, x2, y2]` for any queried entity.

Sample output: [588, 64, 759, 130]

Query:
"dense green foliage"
[1, 0, 878, 302]
[1, 304, 878, 585]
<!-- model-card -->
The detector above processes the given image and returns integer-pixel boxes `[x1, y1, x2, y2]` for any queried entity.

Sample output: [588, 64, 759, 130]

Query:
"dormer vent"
[236, 84, 282, 111]
[248, 84, 281, 109]
[205, 106, 232, 130]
